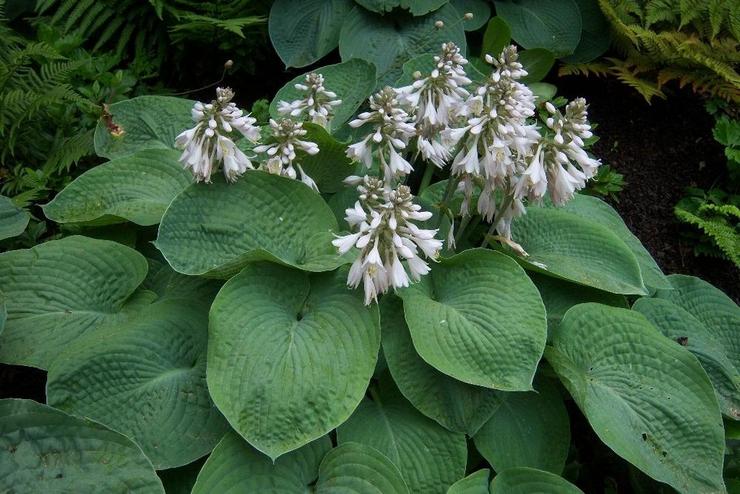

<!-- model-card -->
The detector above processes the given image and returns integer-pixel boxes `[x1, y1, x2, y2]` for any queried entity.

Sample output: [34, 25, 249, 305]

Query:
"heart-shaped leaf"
[337, 384, 468, 494]
[47, 299, 229, 469]
[453, 0, 491, 31]
[0, 399, 164, 493]
[355, 0, 447, 15]
[493, 0, 582, 57]
[208, 262, 379, 460]
[296, 123, 355, 192]
[191, 432, 331, 493]
[381, 295, 499, 434]
[339, 4, 467, 85]
[0, 195, 29, 240]
[546, 303, 726, 494]
[270, 59, 377, 131]
[481, 16, 511, 58]
[316, 442, 410, 494]
[268, 0, 354, 68]
[511, 206, 648, 295]
[94, 96, 194, 159]
[562, 0, 611, 63]
[490, 468, 584, 493]
[156, 171, 346, 278]
[473, 378, 570, 474]
[0, 236, 150, 369]
[519, 48, 555, 83]
[398, 249, 547, 390]
[44, 149, 192, 226]
[447, 469, 491, 494]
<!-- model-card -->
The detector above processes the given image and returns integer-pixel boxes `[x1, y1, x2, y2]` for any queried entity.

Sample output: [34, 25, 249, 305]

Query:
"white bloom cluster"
[443, 45, 539, 228]
[254, 118, 320, 191]
[346, 87, 416, 182]
[333, 176, 443, 305]
[396, 42, 471, 168]
[175, 87, 260, 183]
[277, 72, 342, 128]
[519, 99, 601, 205]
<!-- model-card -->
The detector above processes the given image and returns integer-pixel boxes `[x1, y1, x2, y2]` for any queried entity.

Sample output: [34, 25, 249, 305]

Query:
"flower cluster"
[253, 118, 320, 191]
[277, 72, 342, 128]
[346, 87, 416, 183]
[175, 87, 260, 183]
[333, 176, 442, 305]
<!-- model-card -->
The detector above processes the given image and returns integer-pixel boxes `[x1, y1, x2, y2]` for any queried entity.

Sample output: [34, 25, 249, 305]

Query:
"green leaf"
[47, 299, 228, 469]
[94, 96, 194, 159]
[381, 295, 500, 434]
[562, 0, 611, 63]
[398, 249, 547, 390]
[339, 4, 467, 85]
[530, 272, 627, 336]
[511, 206, 648, 295]
[529, 82, 557, 102]
[270, 59, 377, 131]
[0, 195, 29, 240]
[191, 431, 331, 493]
[560, 194, 670, 291]
[519, 48, 555, 83]
[156, 172, 346, 278]
[44, 149, 192, 226]
[452, 0, 491, 31]
[141, 257, 221, 303]
[296, 123, 355, 192]
[268, 0, 355, 68]
[316, 442, 410, 494]
[0, 399, 164, 493]
[337, 388, 468, 493]
[493, 0, 582, 57]
[354, 0, 447, 15]
[489, 468, 584, 493]
[447, 469, 491, 494]
[0, 291, 6, 337]
[482, 16, 511, 57]
[546, 303, 726, 494]
[473, 378, 570, 474]
[0, 236, 150, 369]
[633, 297, 740, 420]
[208, 262, 380, 460]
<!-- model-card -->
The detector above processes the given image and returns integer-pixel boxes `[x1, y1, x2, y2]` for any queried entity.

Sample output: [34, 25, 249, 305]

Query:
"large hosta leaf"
[141, 258, 221, 304]
[44, 149, 192, 226]
[208, 262, 379, 460]
[94, 96, 194, 159]
[562, 0, 611, 63]
[398, 249, 547, 390]
[316, 442, 410, 494]
[0, 236, 149, 369]
[511, 206, 647, 295]
[191, 432, 331, 493]
[355, 0, 447, 15]
[0, 399, 163, 493]
[0, 194, 29, 240]
[489, 468, 584, 493]
[47, 299, 228, 469]
[270, 59, 377, 131]
[268, 0, 354, 68]
[156, 172, 345, 277]
[447, 469, 491, 494]
[381, 295, 499, 434]
[493, 0, 581, 56]
[473, 378, 570, 474]
[339, 4, 466, 85]
[560, 194, 670, 291]
[546, 303, 726, 494]
[633, 297, 740, 420]
[337, 385, 468, 494]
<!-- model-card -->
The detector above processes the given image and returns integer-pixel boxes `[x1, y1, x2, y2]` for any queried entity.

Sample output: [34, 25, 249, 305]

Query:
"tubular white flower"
[332, 176, 443, 305]
[253, 118, 320, 191]
[175, 87, 260, 183]
[346, 87, 416, 183]
[277, 72, 342, 128]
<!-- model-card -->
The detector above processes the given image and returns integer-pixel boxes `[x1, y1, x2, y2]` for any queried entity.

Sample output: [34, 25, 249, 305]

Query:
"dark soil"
[557, 76, 739, 301]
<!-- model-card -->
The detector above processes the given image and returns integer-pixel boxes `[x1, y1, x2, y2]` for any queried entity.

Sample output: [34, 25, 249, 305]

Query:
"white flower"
[175, 87, 260, 183]
[277, 72, 342, 128]
[253, 118, 320, 191]
[332, 176, 442, 305]
[347, 87, 416, 183]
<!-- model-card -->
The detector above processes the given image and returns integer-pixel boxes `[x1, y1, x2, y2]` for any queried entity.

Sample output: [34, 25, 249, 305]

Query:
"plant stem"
[453, 215, 472, 245]
[418, 163, 435, 193]
[481, 191, 514, 248]
[436, 176, 459, 229]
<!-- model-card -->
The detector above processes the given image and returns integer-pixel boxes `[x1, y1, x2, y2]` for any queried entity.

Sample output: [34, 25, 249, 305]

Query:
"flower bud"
[434, 20, 444, 28]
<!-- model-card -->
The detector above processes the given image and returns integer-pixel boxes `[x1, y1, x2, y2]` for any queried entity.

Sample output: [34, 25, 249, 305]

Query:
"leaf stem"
[418, 163, 435, 193]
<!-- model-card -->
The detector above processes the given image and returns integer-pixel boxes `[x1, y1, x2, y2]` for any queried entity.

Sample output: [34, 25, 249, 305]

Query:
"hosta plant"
[1, 42, 738, 494]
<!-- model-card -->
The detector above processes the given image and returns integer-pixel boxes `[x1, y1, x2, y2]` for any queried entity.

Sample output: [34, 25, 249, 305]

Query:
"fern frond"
[676, 203, 740, 266]
[558, 62, 611, 77]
